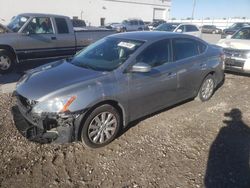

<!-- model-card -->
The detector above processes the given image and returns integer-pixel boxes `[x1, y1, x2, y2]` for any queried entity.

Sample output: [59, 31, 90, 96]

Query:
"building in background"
[0, 0, 171, 26]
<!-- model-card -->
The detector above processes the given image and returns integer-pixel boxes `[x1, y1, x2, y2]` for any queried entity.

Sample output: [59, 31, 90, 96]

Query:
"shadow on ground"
[205, 108, 250, 188]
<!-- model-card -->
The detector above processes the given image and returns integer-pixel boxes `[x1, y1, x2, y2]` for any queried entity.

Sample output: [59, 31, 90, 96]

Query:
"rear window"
[173, 38, 199, 61]
[55, 18, 69, 34]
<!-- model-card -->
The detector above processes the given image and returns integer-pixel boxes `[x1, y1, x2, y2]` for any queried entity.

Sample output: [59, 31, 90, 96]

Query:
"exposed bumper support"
[12, 106, 83, 144]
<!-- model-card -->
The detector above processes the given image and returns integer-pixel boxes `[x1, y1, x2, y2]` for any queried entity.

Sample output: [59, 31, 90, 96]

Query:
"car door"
[172, 38, 206, 100]
[16, 17, 58, 61]
[126, 39, 178, 120]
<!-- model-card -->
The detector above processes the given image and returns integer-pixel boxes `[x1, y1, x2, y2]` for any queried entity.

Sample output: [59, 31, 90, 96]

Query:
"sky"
[170, 0, 250, 19]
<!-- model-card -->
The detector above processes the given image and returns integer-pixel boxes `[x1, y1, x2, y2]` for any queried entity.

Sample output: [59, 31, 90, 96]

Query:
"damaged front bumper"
[12, 96, 85, 144]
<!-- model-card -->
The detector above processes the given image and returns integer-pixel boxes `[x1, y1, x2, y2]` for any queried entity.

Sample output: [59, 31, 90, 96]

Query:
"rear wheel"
[196, 75, 215, 102]
[0, 50, 15, 74]
[80, 104, 121, 148]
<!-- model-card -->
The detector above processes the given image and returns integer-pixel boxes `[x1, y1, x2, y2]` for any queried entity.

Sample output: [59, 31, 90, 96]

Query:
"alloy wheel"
[201, 78, 214, 100]
[88, 112, 118, 144]
[0, 55, 11, 70]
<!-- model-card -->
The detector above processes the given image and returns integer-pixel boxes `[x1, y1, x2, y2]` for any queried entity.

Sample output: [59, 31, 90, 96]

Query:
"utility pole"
[191, 0, 196, 20]
[81, 10, 84, 20]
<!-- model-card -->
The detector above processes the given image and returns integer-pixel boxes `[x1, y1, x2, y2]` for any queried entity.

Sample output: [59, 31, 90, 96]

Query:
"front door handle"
[51, 36, 57, 40]
[167, 72, 177, 78]
[200, 63, 207, 70]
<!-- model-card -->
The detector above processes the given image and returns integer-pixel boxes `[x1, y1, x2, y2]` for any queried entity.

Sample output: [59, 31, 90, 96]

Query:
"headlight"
[32, 96, 77, 114]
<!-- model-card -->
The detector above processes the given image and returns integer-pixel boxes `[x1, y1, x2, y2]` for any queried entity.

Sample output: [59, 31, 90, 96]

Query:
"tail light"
[220, 52, 226, 70]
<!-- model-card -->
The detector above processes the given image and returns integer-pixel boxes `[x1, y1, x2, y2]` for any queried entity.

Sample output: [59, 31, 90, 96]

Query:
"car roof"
[18, 13, 69, 19]
[109, 31, 200, 42]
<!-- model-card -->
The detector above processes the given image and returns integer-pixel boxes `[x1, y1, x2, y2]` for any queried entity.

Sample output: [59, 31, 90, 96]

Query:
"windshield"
[155, 23, 179, 31]
[232, 28, 250, 40]
[229, 23, 247, 29]
[7, 15, 29, 32]
[70, 37, 144, 71]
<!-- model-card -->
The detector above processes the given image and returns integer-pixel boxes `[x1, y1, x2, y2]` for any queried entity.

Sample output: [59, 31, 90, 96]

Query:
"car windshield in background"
[229, 23, 249, 29]
[70, 37, 144, 71]
[232, 28, 250, 40]
[7, 15, 29, 32]
[155, 23, 179, 31]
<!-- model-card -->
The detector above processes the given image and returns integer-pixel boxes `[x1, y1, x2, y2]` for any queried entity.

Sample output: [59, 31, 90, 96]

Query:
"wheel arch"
[196, 71, 216, 96]
[0, 45, 17, 61]
[76, 100, 126, 141]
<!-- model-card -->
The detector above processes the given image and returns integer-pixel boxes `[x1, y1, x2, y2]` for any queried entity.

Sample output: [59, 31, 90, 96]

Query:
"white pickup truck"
[0, 13, 115, 73]
[217, 26, 250, 73]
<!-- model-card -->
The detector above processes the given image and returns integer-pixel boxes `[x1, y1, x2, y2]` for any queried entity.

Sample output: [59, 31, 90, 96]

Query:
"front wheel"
[196, 75, 215, 102]
[0, 50, 15, 74]
[80, 104, 121, 148]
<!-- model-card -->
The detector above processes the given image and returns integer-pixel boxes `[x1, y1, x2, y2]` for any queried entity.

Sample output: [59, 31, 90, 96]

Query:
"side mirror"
[130, 62, 151, 73]
[176, 29, 183, 33]
[226, 35, 232, 39]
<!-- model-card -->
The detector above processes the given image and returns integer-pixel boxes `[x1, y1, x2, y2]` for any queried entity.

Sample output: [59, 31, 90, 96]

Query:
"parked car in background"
[0, 13, 115, 73]
[155, 23, 201, 38]
[217, 26, 250, 73]
[13, 31, 224, 148]
[112, 19, 146, 32]
[104, 22, 120, 30]
[221, 22, 250, 38]
[71, 19, 86, 28]
[148, 20, 166, 30]
[201, 25, 222, 34]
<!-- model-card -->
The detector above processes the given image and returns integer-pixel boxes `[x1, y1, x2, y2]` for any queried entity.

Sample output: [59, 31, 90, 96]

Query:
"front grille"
[225, 59, 244, 68]
[224, 48, 249, 59]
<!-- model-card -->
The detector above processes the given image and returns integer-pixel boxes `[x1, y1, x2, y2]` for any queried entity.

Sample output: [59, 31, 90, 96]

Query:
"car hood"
[217, 38, 250, 50]
[16, 60, 106, 101]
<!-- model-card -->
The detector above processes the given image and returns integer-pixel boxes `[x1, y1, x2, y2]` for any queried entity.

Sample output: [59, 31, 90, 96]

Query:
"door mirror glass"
[130, 62, 151, 73]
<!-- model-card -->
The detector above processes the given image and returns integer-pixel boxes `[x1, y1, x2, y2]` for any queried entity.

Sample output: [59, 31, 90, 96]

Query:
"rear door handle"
[51, 36, 57, 40]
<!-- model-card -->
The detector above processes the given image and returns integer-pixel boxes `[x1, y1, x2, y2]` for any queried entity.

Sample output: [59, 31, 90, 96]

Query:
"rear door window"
[198, 41, 207, 54]
[186, 25, 199, 32]
[139, 20, 144, 25]
[173, 38, 199, 61]
[55, 18, 69, 34]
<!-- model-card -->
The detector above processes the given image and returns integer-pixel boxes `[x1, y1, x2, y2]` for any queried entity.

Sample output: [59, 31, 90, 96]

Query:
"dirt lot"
[0, 73, 250, 188]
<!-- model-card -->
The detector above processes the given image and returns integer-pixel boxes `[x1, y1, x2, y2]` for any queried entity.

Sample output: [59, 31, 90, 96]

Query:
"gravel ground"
[0, 73, 250, 188]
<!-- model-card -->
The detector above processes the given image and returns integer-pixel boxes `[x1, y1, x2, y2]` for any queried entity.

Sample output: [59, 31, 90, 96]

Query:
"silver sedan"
[13, 31, 225, 148]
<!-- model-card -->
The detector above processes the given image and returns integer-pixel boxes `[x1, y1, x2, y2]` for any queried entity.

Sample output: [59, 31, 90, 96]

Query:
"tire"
[196, 75, 215, 102]
[0, 50, 15, 74]
[80, 104, 121, 148]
